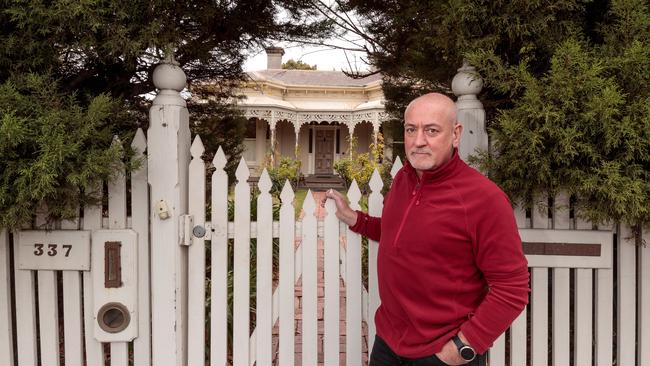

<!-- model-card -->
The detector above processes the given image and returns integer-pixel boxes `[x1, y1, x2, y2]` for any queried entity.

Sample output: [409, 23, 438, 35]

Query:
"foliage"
[334, 133, 392, 193]
[0, 0, 333, 226]
[282, 59, 317, 70]
[0, 74, 138, 229]
[265, 156, 303, 195]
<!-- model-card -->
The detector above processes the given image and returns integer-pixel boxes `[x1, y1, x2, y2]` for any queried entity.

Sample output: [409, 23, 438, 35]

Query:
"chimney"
[265, 47, 285, 69]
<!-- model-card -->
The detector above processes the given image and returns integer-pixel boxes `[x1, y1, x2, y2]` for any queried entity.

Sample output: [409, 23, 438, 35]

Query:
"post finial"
[152, 50, 187, 106]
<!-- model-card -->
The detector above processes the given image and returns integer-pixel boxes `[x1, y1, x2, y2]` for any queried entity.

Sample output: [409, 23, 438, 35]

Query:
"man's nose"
[414, 128, 427, 146]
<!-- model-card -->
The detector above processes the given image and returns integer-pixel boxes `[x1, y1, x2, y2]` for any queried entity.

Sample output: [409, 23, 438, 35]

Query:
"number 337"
[34, 244, 72, 257]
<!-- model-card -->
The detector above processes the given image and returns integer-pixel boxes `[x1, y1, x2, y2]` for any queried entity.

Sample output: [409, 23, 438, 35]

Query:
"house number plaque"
[18, 230, 91, 271]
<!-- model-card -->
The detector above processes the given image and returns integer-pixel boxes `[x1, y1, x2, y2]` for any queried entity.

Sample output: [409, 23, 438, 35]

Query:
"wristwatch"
[452, 335, 476, 362]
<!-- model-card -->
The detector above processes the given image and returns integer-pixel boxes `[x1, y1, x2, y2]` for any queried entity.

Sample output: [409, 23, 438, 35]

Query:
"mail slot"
[92, 230, 138, 342]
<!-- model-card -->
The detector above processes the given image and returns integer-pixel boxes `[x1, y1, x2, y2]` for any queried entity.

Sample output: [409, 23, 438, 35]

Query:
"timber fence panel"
[107, 138, 129, 366]
[131, 128, 151, 366]
[301, 191, 318, 366]
[61, 216, 84, 366]
[530, 194, 548, 366]
[509, 204, 528, 366]
[367, 170, 383, 359]
[552, 193, 570, 366]
[640, 227, 650, 366]
[618, 224, 636, 366]
[0, 229, 14, 366]
[278, 181, 295, 366]
[256, 170, 274, 366]
[35, 212, 60, 366]
[574, 214, 593, 366]
[346, 181, 363, 366]
[211, 147, 229, 366]
[233, 158, 251, 366]
[188, 136, 206, 366]
[83, 185, 105, 365]
[323, 197, 340, 366]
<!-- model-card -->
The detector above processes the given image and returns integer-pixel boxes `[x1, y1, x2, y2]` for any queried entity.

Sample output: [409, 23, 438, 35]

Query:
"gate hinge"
[179, 215, 194, 246]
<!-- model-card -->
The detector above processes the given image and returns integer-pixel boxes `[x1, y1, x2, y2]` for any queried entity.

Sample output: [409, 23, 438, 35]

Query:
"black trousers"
[369, 336, 486, 366]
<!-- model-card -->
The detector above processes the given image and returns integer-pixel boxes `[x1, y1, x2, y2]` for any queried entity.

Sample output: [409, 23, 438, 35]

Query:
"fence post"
[452, 62, 486, 161]
[147, 54, 191, 366]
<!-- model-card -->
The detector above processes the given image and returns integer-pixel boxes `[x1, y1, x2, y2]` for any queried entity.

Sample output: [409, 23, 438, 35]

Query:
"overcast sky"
[243, 43, 369, 72]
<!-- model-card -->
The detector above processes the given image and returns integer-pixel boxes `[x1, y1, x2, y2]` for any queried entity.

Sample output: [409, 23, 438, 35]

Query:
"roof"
[248, 69, 382, 88]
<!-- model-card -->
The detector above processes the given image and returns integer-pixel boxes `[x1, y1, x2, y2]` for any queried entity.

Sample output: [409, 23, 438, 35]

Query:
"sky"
[243, 43, 370, 72]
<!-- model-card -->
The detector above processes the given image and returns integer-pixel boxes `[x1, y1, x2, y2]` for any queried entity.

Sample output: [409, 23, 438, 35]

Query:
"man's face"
[404, 98, 462, 175]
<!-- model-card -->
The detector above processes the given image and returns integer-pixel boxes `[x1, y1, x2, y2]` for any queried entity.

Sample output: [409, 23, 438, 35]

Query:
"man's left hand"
[434, 332, 470, 365]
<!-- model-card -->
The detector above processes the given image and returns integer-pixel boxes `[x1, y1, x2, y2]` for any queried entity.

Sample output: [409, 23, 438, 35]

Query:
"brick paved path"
[271, 191, 370, 365]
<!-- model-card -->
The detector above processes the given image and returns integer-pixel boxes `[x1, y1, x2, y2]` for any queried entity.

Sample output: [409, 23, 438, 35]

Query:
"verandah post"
[147, 55, 191, 366]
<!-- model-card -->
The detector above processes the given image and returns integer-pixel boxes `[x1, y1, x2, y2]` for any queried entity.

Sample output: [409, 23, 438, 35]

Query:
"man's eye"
[424, 128, 438, 136]
[405, 127, 415, 134]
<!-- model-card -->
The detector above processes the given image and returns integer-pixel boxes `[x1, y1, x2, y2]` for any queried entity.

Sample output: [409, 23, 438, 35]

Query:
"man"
[326, 93, 529, 365]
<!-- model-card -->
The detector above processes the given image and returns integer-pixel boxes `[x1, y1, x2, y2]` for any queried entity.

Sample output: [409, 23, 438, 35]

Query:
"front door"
[315, 129, 334, 174]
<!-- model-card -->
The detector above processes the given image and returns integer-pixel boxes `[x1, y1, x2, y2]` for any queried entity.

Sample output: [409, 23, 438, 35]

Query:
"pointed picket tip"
[212, 146, 226, 170]
[131, 128, 146, 152]
[302, 189, 315, 215]
[235, 156, 250, 182]
[111, 135, 124, 155]
[258, 168, 272, 193]
[347, 179, 361, 203]
[391, 156, 403, 178]
[369, 169, 383, 193]
[190, 135, 205, 158]
[280, 180, 295, 203]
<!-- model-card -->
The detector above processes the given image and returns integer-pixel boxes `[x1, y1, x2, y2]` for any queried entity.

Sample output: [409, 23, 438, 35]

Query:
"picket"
[530, 196, 549, 366]
[509, 205, 528, 366]
[489, 333, 505, 366]
[14, 227, 37, 366]
[640, 227, 650, 366]
[0, 229, 14, 366]
[60, 216, 84, 366]
[301, 191, 318, 366]
[574, 216, 593, 366]
[233, 158, 251, 366]
[552, 193, 570, 366]
[107, 138, 129, 366]
[256, 170, 274, 366]
[346, 181, 363, 366]
[323, 197, 340, 366]
[618, 224, 636, 366]
[188, 136, 206, 366]
[131, 128, 151, 366]
[278, 181, 295, 366]
[367, 170, 383, 358]
[211, 147, 229, 366]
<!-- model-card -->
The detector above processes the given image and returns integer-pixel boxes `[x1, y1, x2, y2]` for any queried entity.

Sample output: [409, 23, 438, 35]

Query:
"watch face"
[460, 346, 476, 361]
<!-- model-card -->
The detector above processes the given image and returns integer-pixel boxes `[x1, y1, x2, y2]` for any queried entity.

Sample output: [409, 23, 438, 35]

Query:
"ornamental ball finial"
[152, 54, 186, 92]
[452, 61, 483, 97]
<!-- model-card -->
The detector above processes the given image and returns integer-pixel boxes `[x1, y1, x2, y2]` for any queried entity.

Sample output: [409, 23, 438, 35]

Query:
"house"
[235, 47, 391, 177]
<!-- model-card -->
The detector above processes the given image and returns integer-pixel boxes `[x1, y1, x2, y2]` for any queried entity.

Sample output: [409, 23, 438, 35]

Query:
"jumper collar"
[403, 148, 461, 183]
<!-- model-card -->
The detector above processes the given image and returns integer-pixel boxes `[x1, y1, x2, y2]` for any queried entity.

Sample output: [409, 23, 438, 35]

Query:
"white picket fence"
[1, 135, 650, 366]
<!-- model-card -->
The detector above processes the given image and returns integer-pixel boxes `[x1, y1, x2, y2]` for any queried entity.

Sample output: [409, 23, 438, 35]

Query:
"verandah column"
[147, 56, 191, 366]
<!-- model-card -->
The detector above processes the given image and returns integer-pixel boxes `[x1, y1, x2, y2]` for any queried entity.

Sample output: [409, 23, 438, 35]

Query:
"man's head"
[404, 93, 462, 176]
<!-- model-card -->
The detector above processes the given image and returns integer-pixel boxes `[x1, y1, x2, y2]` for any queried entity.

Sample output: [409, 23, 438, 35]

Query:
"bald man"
[326, 93, 529, 365]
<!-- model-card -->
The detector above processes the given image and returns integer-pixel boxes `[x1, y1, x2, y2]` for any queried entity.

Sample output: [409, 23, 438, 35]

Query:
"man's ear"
[452, 122, 463, 148]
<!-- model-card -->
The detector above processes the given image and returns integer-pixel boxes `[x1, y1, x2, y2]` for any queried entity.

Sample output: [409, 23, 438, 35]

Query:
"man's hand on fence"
[324, 189, 358, 226]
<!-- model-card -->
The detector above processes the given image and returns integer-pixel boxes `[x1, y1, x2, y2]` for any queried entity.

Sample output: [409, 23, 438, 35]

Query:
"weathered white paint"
[367, 169, 383, 354]
[0, 229, 14, 366]
[323, 197, 340, 366]
[278, 181, 295, 366]
[17, 230, 90, 271]
[148, 58, 190, 366]
[640, 227, 650, 366]
[255, 169, 273, 366]
[489, 333, 505, 366]
[233, 158, 251, 366]
[211, 147, 229, 366]
[552, 192, 570, 366]
[453, 62, 486, 161]
[187, 136, 206, 366]
[509, 310, 527, 366]
[301, 191, 318, 366]
[574, 268, 593, 365]
[35, 212, 60, 366]
[131, 128, 151, 366]
[530, 199, 548, 366]
[61, 217, 84, 366]
[346, 181, 362, 366]
[618, 224, 636, 366]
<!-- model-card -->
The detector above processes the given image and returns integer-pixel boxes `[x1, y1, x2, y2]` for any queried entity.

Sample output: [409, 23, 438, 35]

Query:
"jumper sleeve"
[349, 210, 381, 242]
[460, 192, 530, 355]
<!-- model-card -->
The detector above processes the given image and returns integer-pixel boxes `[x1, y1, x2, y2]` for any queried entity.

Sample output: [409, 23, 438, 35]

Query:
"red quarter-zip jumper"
[351, 151, 529, 358]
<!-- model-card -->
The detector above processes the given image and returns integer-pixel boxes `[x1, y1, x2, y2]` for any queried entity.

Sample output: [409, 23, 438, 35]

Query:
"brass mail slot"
[104, 241, 122, 288]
